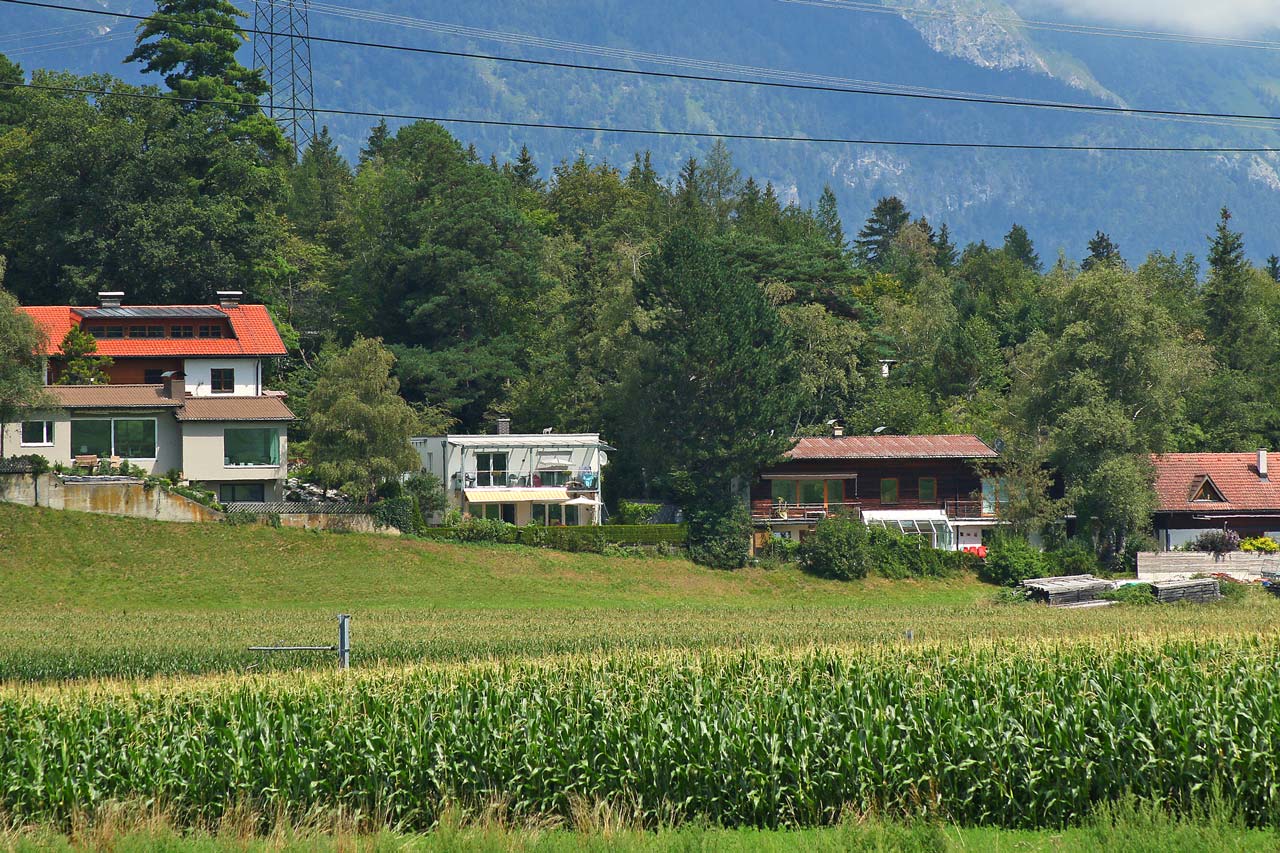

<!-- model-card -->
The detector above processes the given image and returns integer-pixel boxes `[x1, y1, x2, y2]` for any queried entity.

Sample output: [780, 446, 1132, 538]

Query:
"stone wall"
[1136, 551, 1280, 582]
[275, 512, 392, 535]
[0, 473, 223, 523]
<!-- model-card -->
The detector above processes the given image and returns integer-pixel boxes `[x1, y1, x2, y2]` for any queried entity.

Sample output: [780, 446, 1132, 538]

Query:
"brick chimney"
[1259, 449, 1269, 481]
[217, 291, 242, 309]
[832, 422, 845, 438]
[496, 417, 512, 436]
[98, 291, 124, 308]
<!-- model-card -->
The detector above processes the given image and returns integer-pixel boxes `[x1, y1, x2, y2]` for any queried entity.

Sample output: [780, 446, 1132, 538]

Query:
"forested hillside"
[4, 0, 1280, 257]
[4, 2, 1280, 566]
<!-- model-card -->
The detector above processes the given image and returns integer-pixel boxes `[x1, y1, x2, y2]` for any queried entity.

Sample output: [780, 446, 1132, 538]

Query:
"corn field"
[4, 639, 1280, 832]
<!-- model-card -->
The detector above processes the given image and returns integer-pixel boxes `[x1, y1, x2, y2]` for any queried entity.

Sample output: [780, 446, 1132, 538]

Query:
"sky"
[1026, 0, 1280, 37]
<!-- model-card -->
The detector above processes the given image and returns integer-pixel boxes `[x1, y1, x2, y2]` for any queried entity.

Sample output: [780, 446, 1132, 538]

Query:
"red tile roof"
[786, 434, 999, 460]
[176, 396, 294, 422]
[19, 304, 287, 357]
[44, 385, 183, 408]
[1152, 453, 1280, 513]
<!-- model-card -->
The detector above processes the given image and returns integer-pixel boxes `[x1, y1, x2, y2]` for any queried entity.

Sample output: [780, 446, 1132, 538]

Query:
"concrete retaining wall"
[0, 473, 223, 523]
[275, 512, 392, 535]
[1136, 551, 1280, 582]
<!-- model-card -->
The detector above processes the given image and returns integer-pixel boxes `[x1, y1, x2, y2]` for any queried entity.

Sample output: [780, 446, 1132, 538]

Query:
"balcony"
[751, 500, 863, 522]
[945, 500, 1000, 520]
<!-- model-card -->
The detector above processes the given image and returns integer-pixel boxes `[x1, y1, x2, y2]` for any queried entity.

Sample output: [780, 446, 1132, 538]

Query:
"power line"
[7, 0, 1280, 128]
[253, 0, 317, 157]
[778, 0, 1280, 52]
[6, 80, 1280, 154]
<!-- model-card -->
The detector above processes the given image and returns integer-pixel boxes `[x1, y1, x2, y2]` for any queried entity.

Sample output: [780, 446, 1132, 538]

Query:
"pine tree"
[1003, 224, 1041, 272]
[510, 145, 543, 191]
[287, 126, 351, 239]
[816, 185, 845, 249]
[854, 196, 909, 267]
[1267, 255, 1280, 283]
[1202, 207, 1261, 371]
[360, 119, 390, 165]
[935, 223, 958, 271]
[56, 327, 112, 385]
[1082, 231, 1124, 271]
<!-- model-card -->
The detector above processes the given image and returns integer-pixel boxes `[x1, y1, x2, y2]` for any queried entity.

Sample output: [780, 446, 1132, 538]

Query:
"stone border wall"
[0, 473, 222, 523]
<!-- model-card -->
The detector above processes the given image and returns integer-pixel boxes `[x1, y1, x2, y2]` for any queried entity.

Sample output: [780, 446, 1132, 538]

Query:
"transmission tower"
[252, 0, 318, 159]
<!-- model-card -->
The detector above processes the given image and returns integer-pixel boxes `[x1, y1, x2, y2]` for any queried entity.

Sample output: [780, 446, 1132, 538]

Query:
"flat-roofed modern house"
[412, 418, 612, 525]
[1151, 450, 1280, 550]
[7, 292, 293, 503]
[750, 432, 1003, 551]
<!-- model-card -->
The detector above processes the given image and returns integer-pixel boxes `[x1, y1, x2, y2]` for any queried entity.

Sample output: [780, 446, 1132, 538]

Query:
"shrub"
[454, 517, 518, 544]
[1047, 539, 1101, 576]
[758, 536, 800, 564]
[979, 536, 1048, 587]
[1215, 575, 1250, 602]
[798, 516, 870, 580]
[517, 524, 548, 549]
[1100, 583, 1156, 606]
[865, 526, 967, 579]
[1240, 536, 1279, 554]
[1190, 529, 1241, 555]
[993, 586, 1031, 604]
[615, 501, 662, 525]
[371, 496, 419, 534]
[686, 503, 751, 570]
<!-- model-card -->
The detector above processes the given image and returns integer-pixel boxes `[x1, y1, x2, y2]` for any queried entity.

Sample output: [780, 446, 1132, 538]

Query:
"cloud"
[1021, 0, 1280, 38]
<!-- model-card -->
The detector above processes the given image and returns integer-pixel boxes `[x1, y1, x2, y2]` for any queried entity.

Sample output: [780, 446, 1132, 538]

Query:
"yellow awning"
[464, 487, 569, 504]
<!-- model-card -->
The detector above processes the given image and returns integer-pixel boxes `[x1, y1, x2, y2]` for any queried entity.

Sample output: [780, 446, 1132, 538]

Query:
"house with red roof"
[5, 291, 293, 504]
[749, 428, 1004, 552]
[1151, 450, 1280, 550]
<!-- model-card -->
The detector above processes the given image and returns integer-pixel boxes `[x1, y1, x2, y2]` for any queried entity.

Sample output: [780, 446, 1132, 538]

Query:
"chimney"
[161, 370, 186, 399]
[496, 417, 511, 436]
[98, 291, 124, 308]
[879, 359, 897, 379]
[1259, 449, 1269, 481]
[832, 422, 845, 438]
[217, 291, 242, 309]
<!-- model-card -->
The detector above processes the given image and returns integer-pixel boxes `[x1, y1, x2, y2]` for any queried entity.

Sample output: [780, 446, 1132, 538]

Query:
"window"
[224, 428, 280, 466]
[536, 470, 569, 487]
[210, 368, 235, 394]
[144, 369, 164, 384]
[112, 419, 157, 459]
[532, 502, 565, 525]
[20, 421, 53, 446]
[565, 505, 580, 526]
[171, 325, 194, 338]
[800, 480, 825, 505]
[198, 325, 224, 339]
[475, 452, 508, 487]
[129, 326, 146, 339]
[71, 420, 112, 457]
[880, 478, 899, 505]
[480, 503, 516, 523]
[771, 479, 797, 504]
[88, 325, 123, 339]
[919, 477, 937, 504]
[219, 483, 265, 503]
[825, 479, 844, 507]
[70, 418, 155, 459]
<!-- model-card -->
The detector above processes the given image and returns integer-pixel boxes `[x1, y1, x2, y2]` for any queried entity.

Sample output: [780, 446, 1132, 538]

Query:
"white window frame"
[19, 420, 54, 447]
[69, 417, 159, 460]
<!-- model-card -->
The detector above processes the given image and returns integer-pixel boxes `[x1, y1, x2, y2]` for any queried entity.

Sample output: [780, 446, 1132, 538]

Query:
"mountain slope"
[4, 0, 1280, 260]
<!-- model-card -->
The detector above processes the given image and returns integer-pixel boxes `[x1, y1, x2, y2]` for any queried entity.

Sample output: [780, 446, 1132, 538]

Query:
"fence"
[223, 502, 391, 534]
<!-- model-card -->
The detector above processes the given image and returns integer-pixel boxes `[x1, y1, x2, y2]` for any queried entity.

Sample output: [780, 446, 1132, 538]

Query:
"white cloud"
[1021, 0, 1280, 38]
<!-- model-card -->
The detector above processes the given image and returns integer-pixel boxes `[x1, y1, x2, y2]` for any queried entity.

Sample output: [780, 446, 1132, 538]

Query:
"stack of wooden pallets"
[1150, 578, 1221, 604]
[1020, 575, 1113, 607]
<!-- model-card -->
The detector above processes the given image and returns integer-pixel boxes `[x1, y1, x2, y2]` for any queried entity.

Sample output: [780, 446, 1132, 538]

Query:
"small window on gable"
[1189, 475, 1226, 503]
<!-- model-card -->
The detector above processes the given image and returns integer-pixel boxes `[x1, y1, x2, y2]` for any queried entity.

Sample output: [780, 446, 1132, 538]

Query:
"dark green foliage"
[757, 535, 800, 565]
[453, 518, 519, 544]
[1083, 231, 1124, 270]
[797, 516, 869, 580]
[685, 503, 751, 570]
[0, 284, 53, 457]
[1216, 576, 1249, 602]
[1100, 583, 1156, 606]
[866, 527, 974, 579]
[56, 327, 111, 385]
[1002, 224, 1041, 272]
[370, 496, 419, 535]
[1190, 529, 1240, 555]
[1046, 540, 1101, 576]
[615, 501, 662, 525]
[855, 196, 910, 267]
[979, 536, 1048, 587]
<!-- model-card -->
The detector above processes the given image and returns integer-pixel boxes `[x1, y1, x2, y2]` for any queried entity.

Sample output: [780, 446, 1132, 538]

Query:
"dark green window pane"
[826, 479, 844, 505]
[771, 479, 796, 503]
[880, 478, 899, 504]
[71, 420, 112, 457]
[113, 419, 156, 459]
[919, 477, 937, 503]
[800, 481, 824, 504]
[224, 428, 279, 466]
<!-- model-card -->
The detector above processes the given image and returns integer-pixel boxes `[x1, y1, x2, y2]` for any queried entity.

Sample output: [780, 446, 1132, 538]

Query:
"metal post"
[337, 613, 350, 670]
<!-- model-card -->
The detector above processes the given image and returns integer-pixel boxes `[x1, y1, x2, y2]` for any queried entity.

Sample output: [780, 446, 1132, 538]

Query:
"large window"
[800, 480, 825, 505]
[198, 325, 223, 339]
[919, 477, 937, 504]
[210, 368, 235, 394]
[880, 478, 899, 505]
[536, 470, 569, 487]
[171, 325, 194, 338]
[20, 421, 53, 446]
[771, 479, 797, 504]
[70, 418, 156, 459]
[771, 479, 844, 507]
[480, 503, 516, 523]
[219, 483, 265, 503]
[532, 502, 565, 525]
[87, 325, 123, 339]
[224, 428, 280, 466]
[475, 452, 508, 487]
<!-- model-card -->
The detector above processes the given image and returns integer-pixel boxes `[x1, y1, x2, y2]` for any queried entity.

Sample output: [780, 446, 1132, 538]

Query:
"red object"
[962, 545, 988, 559]
[20, 304, 287, 357]
[1151, 452, 1280, 512]
[785, 435, 999, 461]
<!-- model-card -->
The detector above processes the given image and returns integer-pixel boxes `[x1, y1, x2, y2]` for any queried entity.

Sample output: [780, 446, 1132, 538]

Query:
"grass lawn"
[3, 502, 1280, 681]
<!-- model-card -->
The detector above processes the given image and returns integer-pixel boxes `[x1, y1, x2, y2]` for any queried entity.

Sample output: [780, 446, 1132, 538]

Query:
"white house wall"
[180, 420, 287, 492]
[183, 359, 261, 397]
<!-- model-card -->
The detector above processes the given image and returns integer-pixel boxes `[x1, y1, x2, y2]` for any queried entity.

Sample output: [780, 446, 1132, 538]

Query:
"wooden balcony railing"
[945, 500, 999, 519]
[751, 500, 863, 521]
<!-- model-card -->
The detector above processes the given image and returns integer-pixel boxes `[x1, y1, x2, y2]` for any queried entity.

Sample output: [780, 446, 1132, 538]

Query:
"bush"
[454, 517, 518, 543]
[865, 526, 969, 579]
[615, 501, 662, 525]
[798, 516, 870, 580]
[1240, 536, 1279, 554]
[1190, 529, 1240, 555]
[758, 535, 800, 564]
[979, 536, 1048, 587]
[1215, 575, 1250, 602]
[371, 496, 420, 534]
[993, 586, 1031, 604]
[686, 503, 751, 570]
[1046, 539, 1101, 576]
[1100, 582, 1155, 606]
